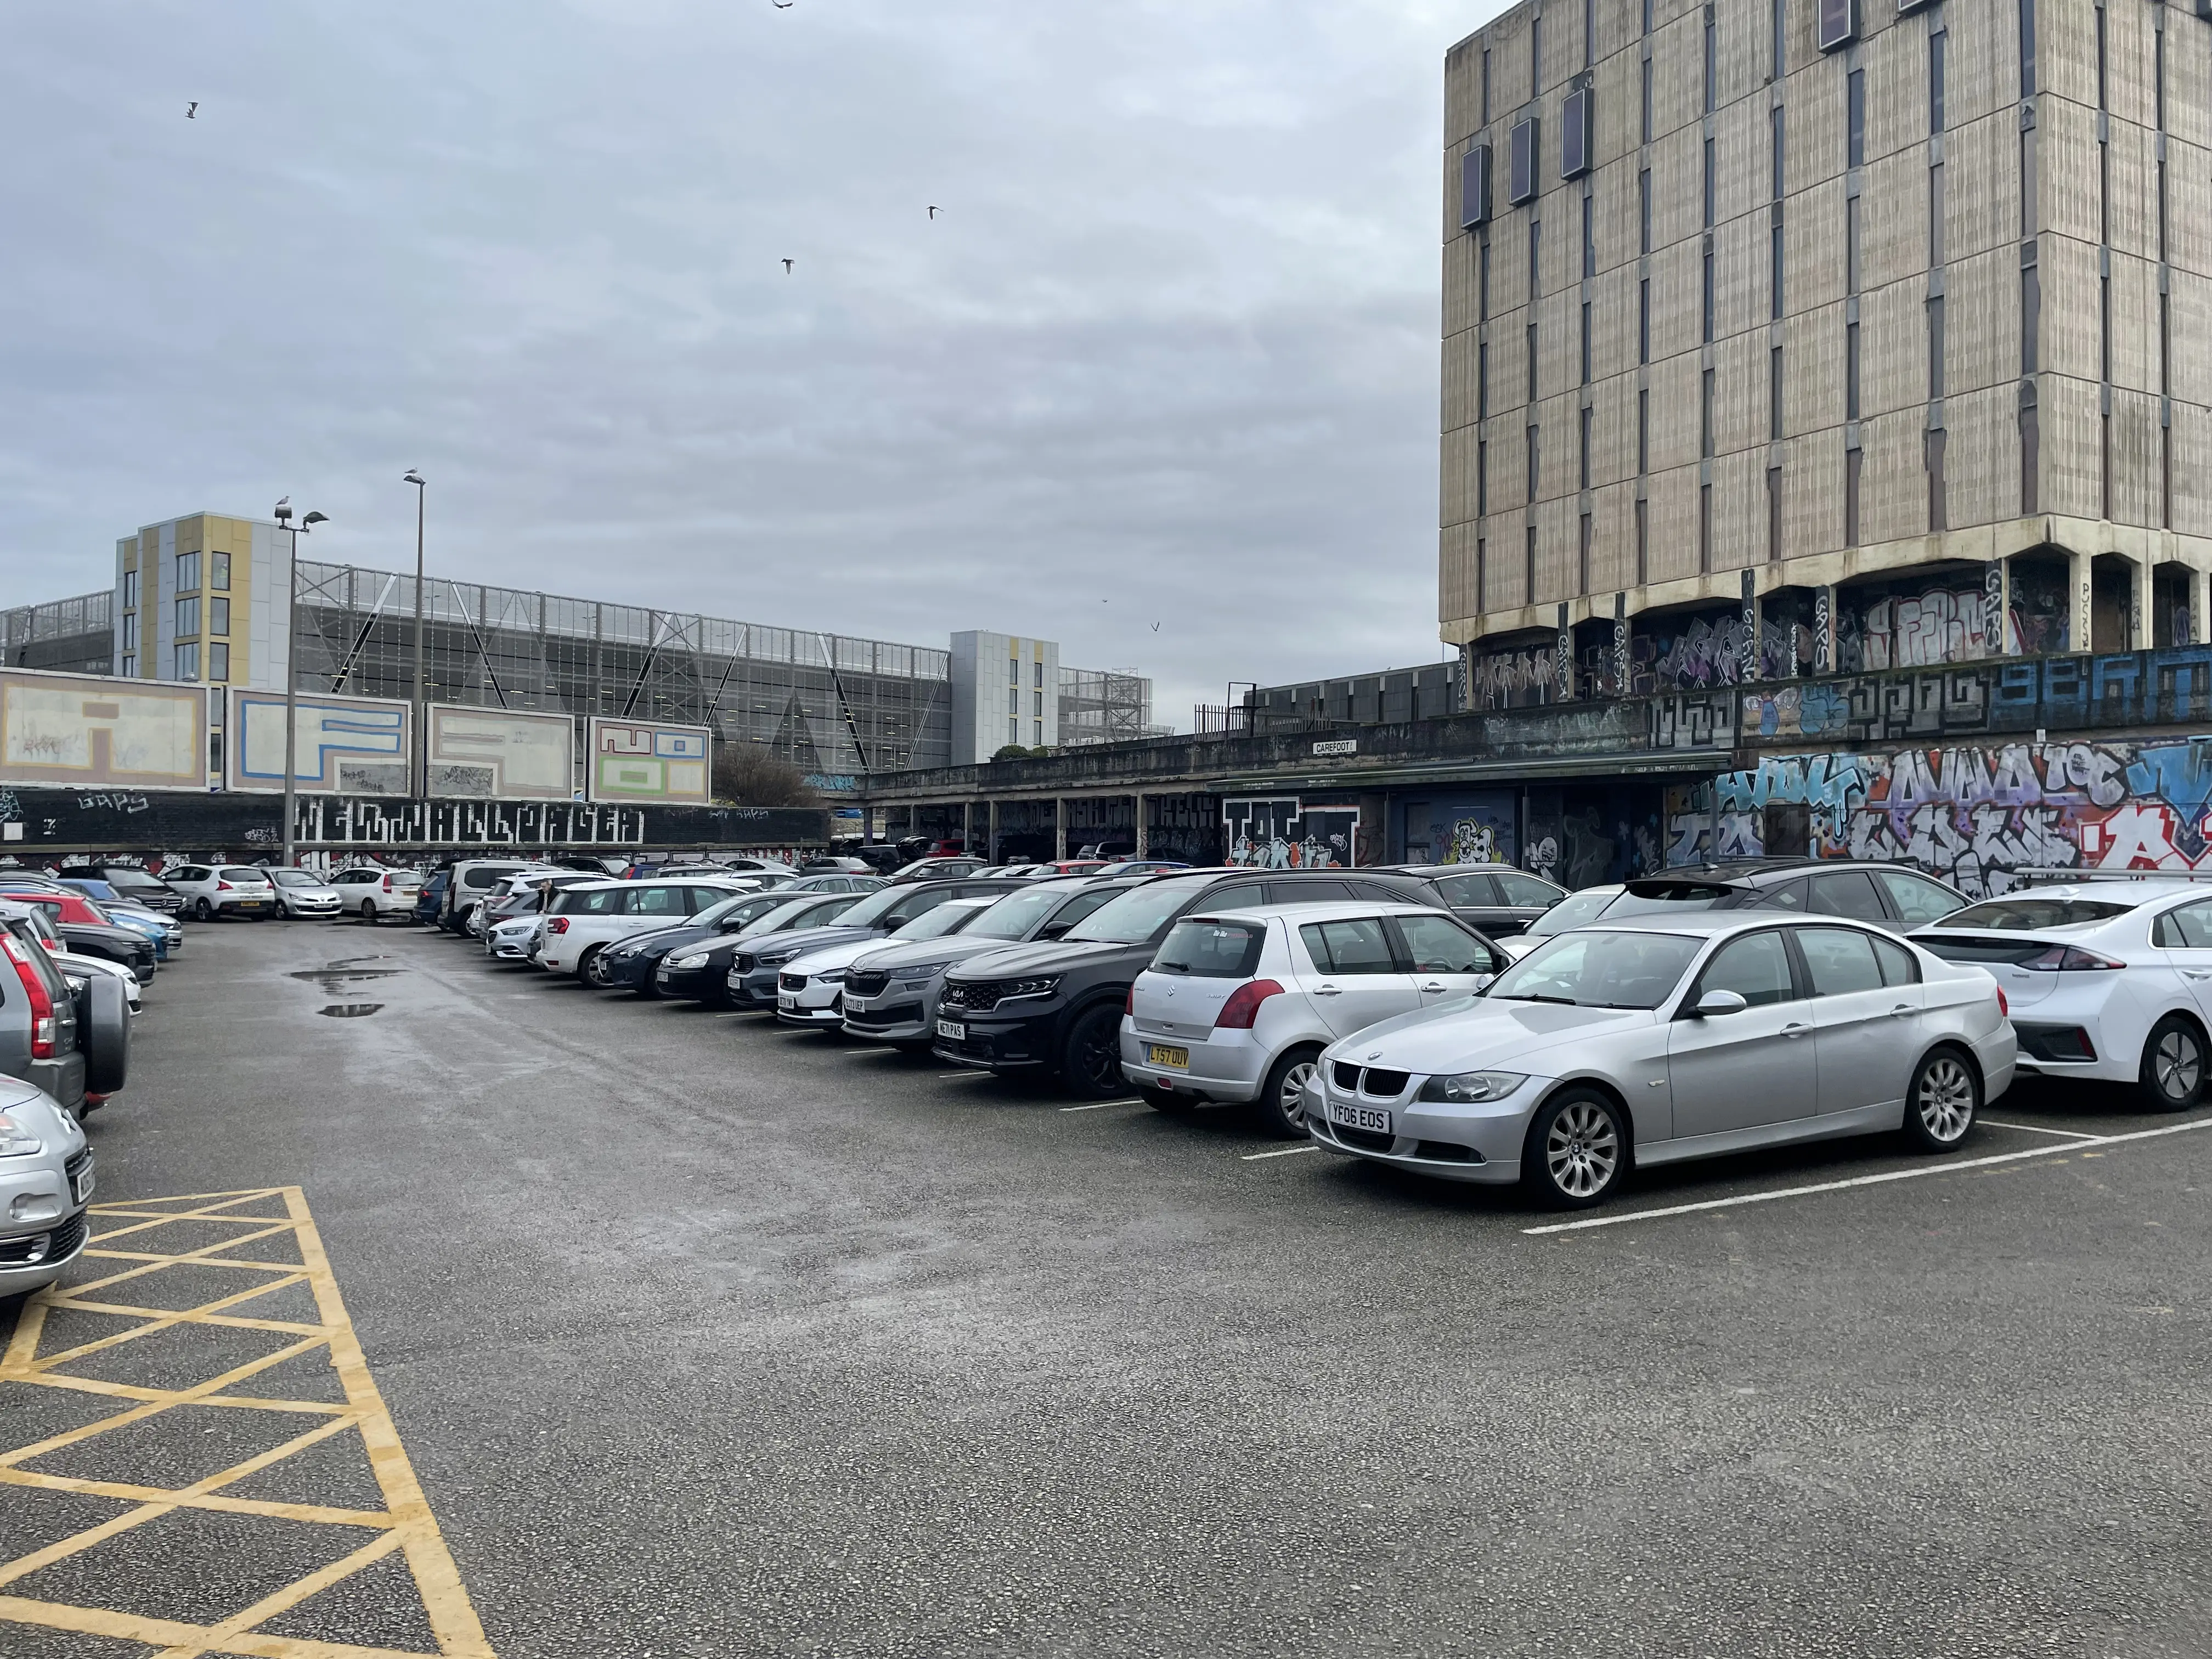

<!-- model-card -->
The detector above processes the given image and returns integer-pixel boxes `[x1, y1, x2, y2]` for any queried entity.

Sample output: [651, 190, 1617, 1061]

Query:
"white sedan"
[1910, 878, 2212, 1110]
[1305, 912, 2015, 1208]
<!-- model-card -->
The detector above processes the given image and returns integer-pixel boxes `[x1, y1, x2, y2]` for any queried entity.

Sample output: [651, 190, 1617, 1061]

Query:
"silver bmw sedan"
[1304, 912, 2015, 1209]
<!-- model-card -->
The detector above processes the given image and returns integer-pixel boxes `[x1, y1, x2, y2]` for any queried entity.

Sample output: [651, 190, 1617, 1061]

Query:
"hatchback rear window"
[218, 868, 267, 883]
[1155, 919, 1266, 978]
[1934, 898, 2138, 930]
[552, 887, 631, 916]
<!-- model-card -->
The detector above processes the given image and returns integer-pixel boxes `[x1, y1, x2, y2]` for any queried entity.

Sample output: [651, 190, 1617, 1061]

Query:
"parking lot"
[7, 916, 2212, 1657]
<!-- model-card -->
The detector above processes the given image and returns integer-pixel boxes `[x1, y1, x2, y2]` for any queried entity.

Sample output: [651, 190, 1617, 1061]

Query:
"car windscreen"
[890, 900, 990, 941]
[744, 895, 860, 935]
[827, 885, 917, 929]
[1525, 887, 1622, 938]
[1485, 929, 1704, 1009]
[218, 867, 269, 883]
[103, 870, 168, 891]
[1153, 918, 1267, 978]
[1932, 896, 2141, 930]
[1062, 878, 1215, 945]
[269, 870, 319, 888]
[961, 884, 1081, 941]
[65, 879, 118, 900]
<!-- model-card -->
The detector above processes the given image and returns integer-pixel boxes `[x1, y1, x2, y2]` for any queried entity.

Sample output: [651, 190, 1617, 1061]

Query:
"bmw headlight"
[1416, 1071, 1525, 1104]
[668, 951, 710, 970]
[0, 1113, 44, 1157]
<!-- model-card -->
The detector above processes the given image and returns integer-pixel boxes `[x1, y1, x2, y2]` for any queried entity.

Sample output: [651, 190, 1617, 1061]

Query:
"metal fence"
[2, 589, 112, 674]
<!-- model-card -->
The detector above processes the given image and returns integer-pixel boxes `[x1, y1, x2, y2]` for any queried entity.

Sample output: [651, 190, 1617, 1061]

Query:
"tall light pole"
[404, 470, 426, 797]
[275, 500, 329, 867]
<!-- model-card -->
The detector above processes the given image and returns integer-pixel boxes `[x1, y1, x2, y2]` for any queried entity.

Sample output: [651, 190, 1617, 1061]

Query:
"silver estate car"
[1305, 912, 2015, 1208]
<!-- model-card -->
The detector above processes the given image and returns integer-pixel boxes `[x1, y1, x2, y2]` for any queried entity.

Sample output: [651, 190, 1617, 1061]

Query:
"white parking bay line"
[1243, 1145, 1319, 1161]
[1060, 1098, 1142, 1112]
[1980, 1119, 2105, 1139]
[1525, 1114, 2212, 1235]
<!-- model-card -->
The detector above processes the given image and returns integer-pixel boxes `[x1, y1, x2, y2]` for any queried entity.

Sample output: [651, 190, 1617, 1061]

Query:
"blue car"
[62, 879, 183, 961]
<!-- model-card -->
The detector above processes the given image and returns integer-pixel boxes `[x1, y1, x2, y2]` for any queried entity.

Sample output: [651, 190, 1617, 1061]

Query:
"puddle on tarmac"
[291, 956, 403, 992]
[318, 1003, 383, 1018]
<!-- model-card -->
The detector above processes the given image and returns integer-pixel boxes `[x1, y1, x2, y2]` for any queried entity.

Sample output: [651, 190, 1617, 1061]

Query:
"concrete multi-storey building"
[1441, 0, 2212, 705]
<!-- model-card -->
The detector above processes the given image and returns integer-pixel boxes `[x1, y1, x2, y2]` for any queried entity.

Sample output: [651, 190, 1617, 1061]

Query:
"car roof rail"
[2008, 866, 2212, 884]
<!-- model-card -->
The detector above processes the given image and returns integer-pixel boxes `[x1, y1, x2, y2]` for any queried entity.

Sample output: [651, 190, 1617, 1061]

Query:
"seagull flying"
[1150, 622, 1160, 632]
[773, 1, 792, 8]
[928, 205, 940, 218]
[781, 258, 794, 273]
[186, 101, 198, 118]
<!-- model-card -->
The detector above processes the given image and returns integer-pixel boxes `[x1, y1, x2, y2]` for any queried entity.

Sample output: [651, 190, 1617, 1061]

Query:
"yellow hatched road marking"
[0, 1185, 495, 1657]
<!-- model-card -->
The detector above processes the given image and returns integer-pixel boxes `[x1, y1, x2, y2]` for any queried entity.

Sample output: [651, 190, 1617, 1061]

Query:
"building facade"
[1441, 0, 2212, 706]
[950, 631, 1063, 763]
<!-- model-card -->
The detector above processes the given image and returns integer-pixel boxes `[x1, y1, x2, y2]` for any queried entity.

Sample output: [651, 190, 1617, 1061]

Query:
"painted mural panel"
[1705, 738, 2212, 896]
[426, 706, 573, 800]
[1223, 798, 1357, 868]
[229, 690, 410, 795]
[1400, 791, 1517, 866]
[0, 670, 206, 790]
[586, 717, 711, 804]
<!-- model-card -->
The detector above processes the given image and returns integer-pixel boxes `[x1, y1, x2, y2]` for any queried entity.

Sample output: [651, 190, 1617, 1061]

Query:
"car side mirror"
[1038, 921, 1070, 940]
[1472, 973, 1494, 991]
[1691, 989, 1748, 1018]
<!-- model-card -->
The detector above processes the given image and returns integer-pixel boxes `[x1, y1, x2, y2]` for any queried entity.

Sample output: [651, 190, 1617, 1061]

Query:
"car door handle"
[1419, 981, 1448, 994]
[1313, 984, 1342, 996]
[1781, 1022, 1809, 1039]
[1889, 1003, 1915, 1017]
[2186, 971, 2212, 981]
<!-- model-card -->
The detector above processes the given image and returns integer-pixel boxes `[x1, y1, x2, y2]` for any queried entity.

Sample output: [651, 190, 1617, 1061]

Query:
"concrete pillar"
[987, 799, 1000, 863]
[1987, 557, 2010, 655]
[2067, 546, 2091, 654]
[1054, 799, 1066, 861]
[2191, 563, 2210, 649]
[1740, 569, 1760, 681]
[1134, 792, 1148, 857]
[961, 800, 972, 855]
[1813, 584, 1836, 675]
[2130, 555, 2151, 652]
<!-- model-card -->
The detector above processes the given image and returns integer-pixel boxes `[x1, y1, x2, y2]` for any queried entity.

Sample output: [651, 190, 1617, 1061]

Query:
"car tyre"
[578, 945, 608, 987]
[1250, 1045, 1323, 1139]
[1058, 1003, 1127, 1100]
[358, 900, 378, 924]
[1521, 1088, 1629, 1210]
[193, 898, 213, 922]
[2137, 1014, 2207, 1113]
[1901, 1045, 1981, 1151]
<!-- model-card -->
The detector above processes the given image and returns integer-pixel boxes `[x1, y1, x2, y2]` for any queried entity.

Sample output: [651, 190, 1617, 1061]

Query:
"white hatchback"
[1121, 902, 1507, 1136]
[535, 877, 756, 981]
[162, 863, 279, 922]
[328, 865, 424, 922]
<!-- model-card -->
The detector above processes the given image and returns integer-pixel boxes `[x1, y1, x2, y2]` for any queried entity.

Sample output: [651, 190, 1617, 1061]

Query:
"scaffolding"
[1057, 667, 1155, 746]
[2, 590, 111, 674]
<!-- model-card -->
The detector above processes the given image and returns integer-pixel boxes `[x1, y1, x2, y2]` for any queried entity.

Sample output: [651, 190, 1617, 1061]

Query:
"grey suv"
[0, 903, 129, 1115]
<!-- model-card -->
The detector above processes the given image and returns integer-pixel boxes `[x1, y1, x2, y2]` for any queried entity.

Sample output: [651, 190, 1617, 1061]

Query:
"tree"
[712, 740, 818, 806]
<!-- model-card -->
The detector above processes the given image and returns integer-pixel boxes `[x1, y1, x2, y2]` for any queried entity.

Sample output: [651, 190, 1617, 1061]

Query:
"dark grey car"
[725, 878, 1028, 1009]
[1383, 862, 1568, 937]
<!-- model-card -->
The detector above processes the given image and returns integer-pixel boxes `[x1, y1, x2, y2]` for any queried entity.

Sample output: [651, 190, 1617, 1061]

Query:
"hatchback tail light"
[1215, 979, 1284, 1030]
[382, 874, 393, 891]
[1125, 984, 1135, 1015]
[216, 879, 233, 891]
[547, 917, 569, 934]
[1, 935, 57, 1059]
[2018, 946, 2126, 972]
[1996, 987, 2008, 1017]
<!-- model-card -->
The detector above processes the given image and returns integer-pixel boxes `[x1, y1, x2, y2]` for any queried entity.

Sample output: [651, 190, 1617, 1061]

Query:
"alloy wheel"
[1916, 1055, 1976, 1142]
[1070, 1015, 1121, 1094]
[1544, 1101, 1619, 1199]
[2155, 1026, 2203, 1103]
[1277, 1059, 1317, 1127]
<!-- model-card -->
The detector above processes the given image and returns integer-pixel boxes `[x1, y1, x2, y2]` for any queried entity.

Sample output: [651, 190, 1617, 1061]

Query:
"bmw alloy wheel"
[1915, 1054, 1976, 1143]
[1544, 1100, 1619, 1200]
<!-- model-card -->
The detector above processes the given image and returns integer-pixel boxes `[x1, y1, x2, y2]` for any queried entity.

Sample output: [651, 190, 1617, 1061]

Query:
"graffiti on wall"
[1839, 585, 1996, 673]
[1701, 738, 2212, 896]
[1467, 644, 1559, 709]
[1224, 797, 1357, 868]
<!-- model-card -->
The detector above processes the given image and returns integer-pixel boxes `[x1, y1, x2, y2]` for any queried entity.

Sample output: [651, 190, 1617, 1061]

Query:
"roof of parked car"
[1572, 910, 1897, 939]
[1181, 900, 1447, 924]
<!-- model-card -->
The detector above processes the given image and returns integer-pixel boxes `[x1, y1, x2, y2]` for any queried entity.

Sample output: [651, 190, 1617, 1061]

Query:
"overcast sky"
[1, 0, 1506, 731]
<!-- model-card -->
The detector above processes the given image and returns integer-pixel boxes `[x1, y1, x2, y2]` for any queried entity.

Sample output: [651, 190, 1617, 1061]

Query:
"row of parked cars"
[398, 847, 2212, 1211]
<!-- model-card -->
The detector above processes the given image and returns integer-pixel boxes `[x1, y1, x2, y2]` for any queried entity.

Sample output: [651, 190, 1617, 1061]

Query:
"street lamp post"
[404, 470, 426, 797]
[274, 500, 328, 867]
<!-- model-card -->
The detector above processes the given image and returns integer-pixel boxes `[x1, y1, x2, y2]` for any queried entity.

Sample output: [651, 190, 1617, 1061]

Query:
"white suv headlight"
[1416, 1071, 1525, 1104]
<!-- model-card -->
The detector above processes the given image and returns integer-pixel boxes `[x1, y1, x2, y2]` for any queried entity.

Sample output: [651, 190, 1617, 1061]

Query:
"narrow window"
[1704, 12, 1716, 111]
[210, 596, 229, 636]
[1770, 345, 1783, 439]
[1479, 233, 1491, 320]
[1584, 0, 1595, 66]
[2019, 0, 2035, 98]
[1563, 87, 1595, 178]
[1461, 145, 1494, 230]
[1768, 466, 1784, 560]
[1931, 29, 1946, 132]
[1638, 387, 1649, 472]
[1477, 536, 1488, 607]
[1530, 217, 1541, 296]
[1846, 195, 1861, 293]
[2101, 270, 2112, 382]
[1926, 428, 1948, 532]
[1532, 15, 1543, 97]
[1479, 341, 1490, 419]
[2020, 128, 2037, 238]
[1582, 193, 1595, 277]
[1704, 138, 1716, 226]
[1771, 107, 1785, 200]
[1847, 69, 1865, 168]
[1528, 321, 1539, 400]
[1702, 245, 1715, 341]
[1701, 368, 1716, 456]
[1580, 404, 1593, 487]
[1510, 117, 1541, 204]
[1845, 447, 1863, 545]
[1579, 512, 1592, 592]
[2094, 9, 2106, 110]
[1639, 168, 1651, 252]
[1928, 295, 1945, 398]
[1772, 0, 1785, 80]
[210, 552, 230, 591]
[1929, 163, 1945, 264]
[1639, 277, 1650, 363]
[2021, 266, 2039, 374]
[2160, 291, 2171, 397]
[1770, 220, 1785, 318]
[1579, 301, 1592, 383]
[1479, 438, 1489, 514]
[1700, 484, 1712, 572]
[1641, 55, 1654, 144]
[1526, 524, 1539, 602]
[1643, 0, 1653, 33]
[1635, 496, 1649, 582]
[1846, 321, 1860, 420]
[2019, 398, 2039, 515]
[1527, 423, 1541, 501]
[1482, 48, 1492, 125]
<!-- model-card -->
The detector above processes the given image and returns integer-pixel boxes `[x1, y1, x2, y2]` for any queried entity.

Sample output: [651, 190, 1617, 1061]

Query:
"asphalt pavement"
[6, 917, 2211, 1658]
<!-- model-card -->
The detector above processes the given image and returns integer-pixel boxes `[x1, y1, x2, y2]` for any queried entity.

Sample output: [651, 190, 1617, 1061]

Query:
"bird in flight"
[928, 206, 941, 218]
[773, 1, 792, 8]
[781, 259, 794, 273]
[1150, 622, 1161, 632]
[186, 101, 198, 118]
